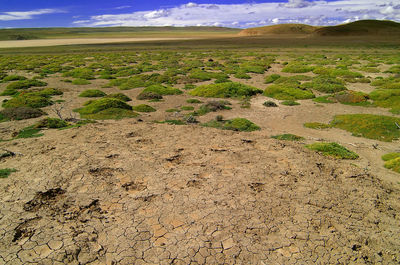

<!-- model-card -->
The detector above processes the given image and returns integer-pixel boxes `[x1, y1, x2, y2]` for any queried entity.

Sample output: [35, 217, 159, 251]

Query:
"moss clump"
[2, 93, 52, 109]
[282, 63, 314, 73]
[140, 84, 182, 96]
[79, 89, 106, 98]
[264, 84, 314, 100]
[302, 76, 347, 93]
[192, 101, 232, 116]
[190, 82, 262, 98]
[63, 68, 95, 80]
[264, 74, 281, 84]
[15, 126, 44, 139]
[304, 122, 332, 129]
[5, 79, 47, 91]
[263, 101, 278, 107]
[384, 157, 400, 173]
[313, 67, 363, 78]
[0, 168, 17, 178]
[369, 89, 400, 114]
[104, 93, 131, 102]
[34, 118, 69, 129]
[181, 106, 194, 111]
[271, 134, 304, 141]
[313, 96, 335, 103]
[382, 153, 400, 161]
[72, 79, 91, 85]
[136, 91, 163, 100]
[202, 118, 260, 132]
[2, 75, 27, 82]
[186, 98, 202, 104]
[80, 108, 138, 120]
[234, 72, 251, 79]
[132, 104, 156, 112]
[0, 107, 45, 122]
[33, 88, 63, 96]
[305, 142, 359, 159]
[75, 98, 132, 115]
[330, 114, 400, 142]
[334, 91, 372, 106]
[281, 100, 300, 106]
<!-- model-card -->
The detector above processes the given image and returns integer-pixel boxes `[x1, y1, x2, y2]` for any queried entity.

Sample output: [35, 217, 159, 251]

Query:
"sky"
[0, 0, 399, 28]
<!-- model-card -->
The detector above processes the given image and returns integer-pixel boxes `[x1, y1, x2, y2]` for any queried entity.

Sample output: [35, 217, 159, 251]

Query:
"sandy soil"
[0, 38, 194, 48]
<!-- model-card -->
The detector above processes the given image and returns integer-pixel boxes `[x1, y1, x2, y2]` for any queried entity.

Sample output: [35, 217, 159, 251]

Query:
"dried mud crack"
[0, 121, 399, 264]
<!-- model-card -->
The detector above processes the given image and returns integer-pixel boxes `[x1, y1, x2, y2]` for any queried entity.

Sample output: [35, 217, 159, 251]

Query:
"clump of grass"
[302, 76, 347, 93]
[136, 91, 163, 100]
[330, 114, 400, 142]
[264, 84, 314, 100]
[384, 157, 400, 173]
[181, 106, 195, 111]
[72, 79, 91, 85]
[132, 104, 156, 112]
[190, 82, 262, 98]
[263, 101, 278, 107]
[0, 107, 45, 122]
[63, 68, 95, 80]
[2, 93, 52, 109]
[2, 75, 26, 82]
[281, 100, 300, 106]
[382, 153, 400, 161]
[74, 98, 137, 119]
[282, 63, 314, 73]
[313, 67, 363, 78]
[5, 79, 47, 91]
[140, 84, 182, 97]
[202, 118, 260, 132]
[304, 122, 332, 129]
[79, 89, 106, 97]
[234, 72, 251, 79]
[369, 89, 400, 114]
[34, 118, 69, 129]
[183, 84, 196, 90]
[104, 93, 131, 102]
[192, 101, 232, 116]
[271, 134, 304, 141]
[186, 98, 202, 104]
[264, 74, 281, 84]
[305, 142, 359, 159]
[15, 126, 44, 139]
[0, 168, 17, 178]
[159, 120, 186, 125]
[313, 96, 335, 103]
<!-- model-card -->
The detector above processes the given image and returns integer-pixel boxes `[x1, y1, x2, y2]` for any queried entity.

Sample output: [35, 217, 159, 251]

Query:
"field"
[0, 33, 400, 264]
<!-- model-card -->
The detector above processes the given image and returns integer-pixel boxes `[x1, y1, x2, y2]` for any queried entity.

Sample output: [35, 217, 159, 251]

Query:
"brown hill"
[238, 24, 318, 36]
[314, 20, 400, 36]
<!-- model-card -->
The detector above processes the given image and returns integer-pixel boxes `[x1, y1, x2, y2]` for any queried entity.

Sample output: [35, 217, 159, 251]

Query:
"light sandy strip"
[0, 38, 195, 48]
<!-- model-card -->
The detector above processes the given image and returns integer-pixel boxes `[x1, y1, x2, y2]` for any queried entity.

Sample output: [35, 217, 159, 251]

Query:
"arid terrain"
[0, 31, 400, 264]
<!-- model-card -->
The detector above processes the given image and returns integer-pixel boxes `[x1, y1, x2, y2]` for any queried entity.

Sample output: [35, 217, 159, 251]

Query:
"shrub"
[384, 157, 400, 173]
[313, 67, 363, 78]
[263, 84, 314, 100]
[75, 98, 132, 115]
[2, 93, 52, 109]
[104, 93, 132, 102]
[132, 104, 156, 112]
[330, 114, 400, 142]
[263, 101, 278, 107]
[301, 76, 347, 93]
[136, 91, 163, 100]
[264, 74, 281, 84]
[190, 82, 262, 98]
[271, 134, 304, 141]
[304, 122, 332, 129]
[193, 101, 232, 116]
[382, 153, 400, 161]
[34, 118, 69, 129]
[281, 100, 300, 106]
[0, 107, 45, 121]
[0, 168, 17, 178]
[79, 89, 106, 98]
[305, 142, 359, 159]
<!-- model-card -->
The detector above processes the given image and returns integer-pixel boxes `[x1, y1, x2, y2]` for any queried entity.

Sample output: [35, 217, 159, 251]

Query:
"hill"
[238, 24, 319, 36]
[314, 20, 400, 36]
[0, 26, 240, 41]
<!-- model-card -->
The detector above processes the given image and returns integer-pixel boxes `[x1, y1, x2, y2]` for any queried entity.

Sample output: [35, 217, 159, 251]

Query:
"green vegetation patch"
[79, 89, 106, 98]
[15, 126, 44, 139]
[75, 98, 135, 120]
[2, 93, 52, 109]
[202, 118, 260, 132]
[72, 79, 91, 85]
[2, 75, 27, 82]
[63, 68, 95, 80]
[305, 142, 359, 159]
[384, 157, 400, 173]
[141, 84, 182, 96]
[282, 63, 314, 73]
[80, 108, 138, 120]
[132, 104, 156, 112]
[263, 101, 278, 107]
[330, 114, 400, 142]
[0, 107, 45, 122]
[271, 134, 304, 141]
[34, 118, 69, 129]
[281, 100, 300, 106]
[382, 153, 400, 161]
[264, 84, 314, 100]
[186, 98, 202, 104]
[302, 76, 347, 93]
[264, 74, 281, 84]
[0, 168, 17, 178]
[181, 106, 194, 111]
[313, 96, 335, 103]
[191, 101, 232, 116]
[304, 122, 332, 129]
[369, 89, 400, 114]
[190, 82, 262, 98]
[334, 91, 372, 106]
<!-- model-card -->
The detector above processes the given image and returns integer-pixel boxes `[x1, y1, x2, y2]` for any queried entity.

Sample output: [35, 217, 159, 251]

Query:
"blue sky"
[0, 0, 399, 28]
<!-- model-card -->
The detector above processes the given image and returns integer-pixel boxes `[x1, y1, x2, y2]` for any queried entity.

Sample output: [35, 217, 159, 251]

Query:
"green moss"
[0, 107, 45, 122]
[0, 168, 17, 178]
[132, 104, 156, 112]
[166, 108, 180, 113]
[192, 101, 232, 116]
[2, 75, 27, 82]
[263, 84, 314, 100]
[190, 82, 262, 98]
[34, 118, 69, 129]
[104, 93, 131, 102]
[63, 68, 95, 80]
[81, 108, 138, 120]
[282, 63, 314, 73]
[313, 96, 335, 103]
[72, 79, 91, 85]
[186, 98, 202, 104]
[264, 74, 281, 84]
[305, 142, 359, 159]
[281, 100, 300, 106]
[330, 114, 400, 142]
[234, 72, 251, 79]
[181, 106, 194, 111]
[384, 157, 400, 173]
[75, 98, 132, 115]
[189, 70, 228, 81]
[202, 118, 260, 132]
[5, 79, 47, 90]
[141, 84, 182, 96]
[302, 76, 347, 93]
[79, 89, 106, 98]
[15, 126, 44, 139]
[382, 153, 400, 161]
[2, 93, 52, 109]
[304, 122, 332, 129]
[369, 89, 400, 113]
[313, 67, 363, 78]
[271, 134, 304, 141]
[34, 88, 63, 96]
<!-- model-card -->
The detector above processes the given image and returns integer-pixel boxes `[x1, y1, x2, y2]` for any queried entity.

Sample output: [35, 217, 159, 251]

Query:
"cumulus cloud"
[0, 9, 64, 21]
[73, 0, 400, 28]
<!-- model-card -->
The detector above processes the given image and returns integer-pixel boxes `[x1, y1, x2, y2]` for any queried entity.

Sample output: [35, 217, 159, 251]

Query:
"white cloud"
[73, 1, 400, 28]
[0, 8, 64, 21]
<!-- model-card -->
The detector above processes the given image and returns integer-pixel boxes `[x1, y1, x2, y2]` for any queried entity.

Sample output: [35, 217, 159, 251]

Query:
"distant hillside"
[239, 24, 318, 36]
[0, 26, 240, 40]
[314, 20, 400, 36]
